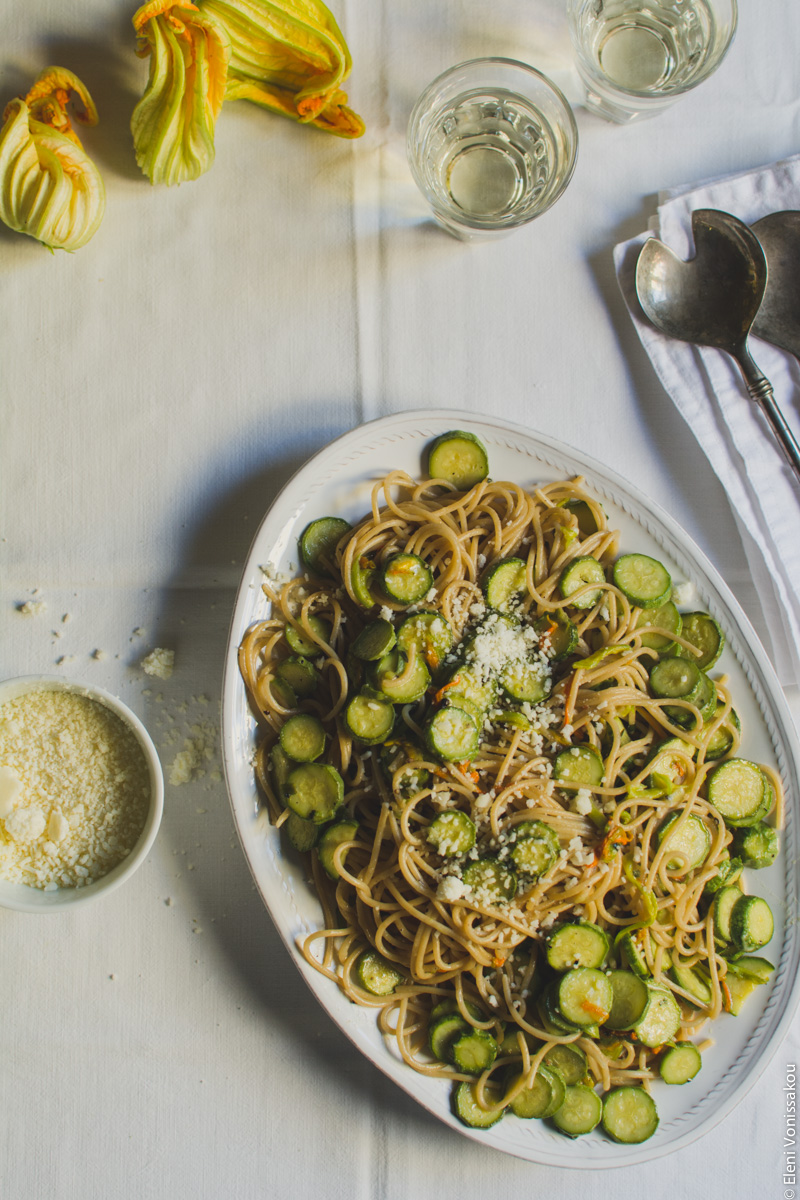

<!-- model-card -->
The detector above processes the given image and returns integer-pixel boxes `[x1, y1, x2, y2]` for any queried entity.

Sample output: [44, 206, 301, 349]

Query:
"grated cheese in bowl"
[0, 676, 164, 912]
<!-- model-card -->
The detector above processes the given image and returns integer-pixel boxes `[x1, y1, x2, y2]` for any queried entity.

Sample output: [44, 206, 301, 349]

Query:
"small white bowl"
[0, 675, 164, 912]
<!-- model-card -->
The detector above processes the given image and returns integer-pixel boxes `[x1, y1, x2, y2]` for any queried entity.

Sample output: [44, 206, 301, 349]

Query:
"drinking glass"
[406, 58, 578, 241]
[567, 0, 738, 123]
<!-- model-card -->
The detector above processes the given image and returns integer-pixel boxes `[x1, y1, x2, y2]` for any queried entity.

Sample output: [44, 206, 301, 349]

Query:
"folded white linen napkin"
[614, 155, 800, 688]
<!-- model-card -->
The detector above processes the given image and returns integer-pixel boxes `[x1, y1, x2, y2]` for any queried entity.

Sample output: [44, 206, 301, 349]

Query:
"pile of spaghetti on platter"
[239, 430, 781, 1144]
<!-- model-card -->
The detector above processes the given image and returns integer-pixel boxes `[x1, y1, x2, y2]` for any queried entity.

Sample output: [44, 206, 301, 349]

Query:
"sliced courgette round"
[680, 611, 725, 670]
[426, 810, 476, 856]
[659, 1041, 702, 1085]
[381, 553, 433, 606]
[483, 557, 528, 613]
[706, 758, 773, 826]
[462, 856, 517, 904]
[601, 1086, 659, 1143]
[425, 705, 480, 762]
[508, 1064, 566, 1119]
[396, 611, 452, 672]
[352, 618, 396, 661]
[553, 745, 604, 786]
[317, 818, 360, 880]
[279, 712, 327, 763]
[285, 614, 332, 656]
[546, 921, 609, 971]
[558, 556, 606, 610]
[344, 689, 395, 745]
[508, 820, 560, 879]
[551, 1084, 603, 1137]
[533, 612, 579, 660]
[298, 516, 351, 577]
[356, 949, 404, 995]
[606, 969, 651, 1030]
[427, 431, 489, 490]
[283, 762, 344, 824]
[452, 1081, 506, 1129]
[635, 599, 682, 653]
[613, 553, 672, 608]
[657, 812, 711, 874]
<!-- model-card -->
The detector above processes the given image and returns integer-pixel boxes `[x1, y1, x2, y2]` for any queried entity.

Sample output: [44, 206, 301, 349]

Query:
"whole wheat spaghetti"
[239, 460, 780, 1131]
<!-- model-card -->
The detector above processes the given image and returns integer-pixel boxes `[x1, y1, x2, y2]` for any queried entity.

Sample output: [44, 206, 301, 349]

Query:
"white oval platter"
[221, 409, 800, 1168]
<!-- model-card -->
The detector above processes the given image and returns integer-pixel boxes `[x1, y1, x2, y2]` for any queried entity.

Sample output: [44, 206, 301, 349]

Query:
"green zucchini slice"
[425, 706, 480, 762]
[730, 894, 774, 953]
[632, 986, 681, 1047]
[659, 1042, 702, 1085]
[283, 762, 344, 824]
[563, 498, 601, 536]
[551, 1084, 603, 1137]
[706, 758, 773, 826]
[508, 820, 560, 879]
[381, 553, 433, 605]
[680, 611, 725, 670]
[724, 955, 774, 983]
[556, 967, 613, 1028]
[601, 1086, 659, 1143]
[352, 618, 396, 661]
[426, 810, 476, 856]
[558, 556, 606, 610]
[298, 516, 351, 577]
[317, 818, 359, 880]
[448, 1029, 498, 1074]
[553, 745, 604, 786]
[606, 969, 651, 1030]
[452, 1081, 506, 1129]
[546, 921, 609, 971]
[371, 648, 430, 703]
[657, 812, 711, 874]
[483, 557, 528, 612]
[356, 949, 404, 996]
[285, 614, 332, 656]
[508, 1065, 566, 1119]
[613, 553, 672, 608]
[649, 656, 702, 702]
[344, 690, 395, 745]
[732, 821, 779, 869]
[461, 856, 518, 904]
[427, 431, 489, 490]
[279, 713, 326, 763]
[712, 884, 742, 942]
[543, 1043, 588, 1086]
[635, 600, 682, 653]
[275, 655, 320, 700]
[284, 811, 319, 853]
[533, 612, 579, 660]
[396, 611, 452, 672]
[499, 656, 550, 703]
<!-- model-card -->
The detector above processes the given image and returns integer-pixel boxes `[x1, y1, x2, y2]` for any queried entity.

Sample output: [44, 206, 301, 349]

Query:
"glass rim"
[409, 57, 579, 127]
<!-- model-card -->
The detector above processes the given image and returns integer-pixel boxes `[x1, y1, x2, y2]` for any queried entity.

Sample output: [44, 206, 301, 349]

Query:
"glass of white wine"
[406, 58, 579, 242]
[567, 0, 738, 123]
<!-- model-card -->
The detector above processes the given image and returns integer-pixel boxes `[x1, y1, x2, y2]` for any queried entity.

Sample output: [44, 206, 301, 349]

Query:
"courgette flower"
[131, 0, 231, 184]
[0, 68, 105, 251]
[199, 0, 364, 137]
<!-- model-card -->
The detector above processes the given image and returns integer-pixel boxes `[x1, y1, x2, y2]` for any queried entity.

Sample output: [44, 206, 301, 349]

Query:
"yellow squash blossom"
[0, 68, 105, 251]
[131, 0, 231, 184]
[199, 0, 364, 137]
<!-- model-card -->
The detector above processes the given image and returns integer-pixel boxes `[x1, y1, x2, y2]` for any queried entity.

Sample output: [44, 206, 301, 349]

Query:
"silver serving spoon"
[635, 208, 800, 479]
[751, 210, 800, 358]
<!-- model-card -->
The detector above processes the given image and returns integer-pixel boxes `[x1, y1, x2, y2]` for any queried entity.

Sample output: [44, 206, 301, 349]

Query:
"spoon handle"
[736, 348, 800, 481]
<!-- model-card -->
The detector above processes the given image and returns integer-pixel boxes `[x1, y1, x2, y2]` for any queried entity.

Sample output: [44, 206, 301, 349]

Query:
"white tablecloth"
[2, 2, 799, 1196]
